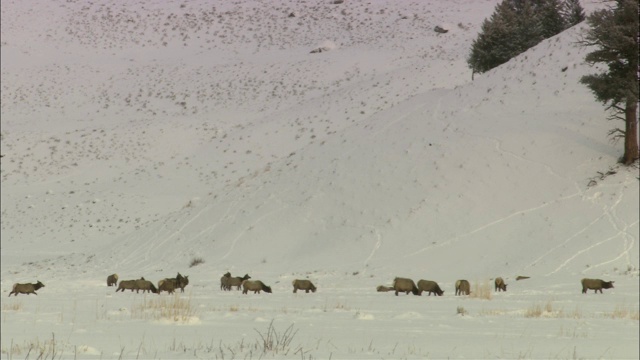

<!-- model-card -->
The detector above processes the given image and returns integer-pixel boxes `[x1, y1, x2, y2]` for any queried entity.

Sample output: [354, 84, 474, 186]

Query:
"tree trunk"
[623, 98, 639, 165]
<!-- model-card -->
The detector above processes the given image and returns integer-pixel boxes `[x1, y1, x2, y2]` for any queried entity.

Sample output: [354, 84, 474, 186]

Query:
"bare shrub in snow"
[189, 257, 204, 268]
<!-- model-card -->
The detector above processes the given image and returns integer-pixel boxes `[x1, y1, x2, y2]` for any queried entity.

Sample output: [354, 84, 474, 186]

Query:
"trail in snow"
[361, 225, 382, 274]
[409, 98, 592, 258]
[547, 175, 639, 275]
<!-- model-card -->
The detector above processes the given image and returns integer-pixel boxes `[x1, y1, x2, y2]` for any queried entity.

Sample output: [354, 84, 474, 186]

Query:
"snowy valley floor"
[2, 274, 638, 359]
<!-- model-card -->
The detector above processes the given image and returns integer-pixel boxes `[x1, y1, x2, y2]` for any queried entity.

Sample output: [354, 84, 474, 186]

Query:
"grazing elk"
[8, 281, 45, 296]
[581, 278, 614, 294]
[116, 278, 145, 293]
[107, 274, 119, 287]
[417, 279, 444, 296]
[292, 279, 317, 293]
[135, 279, 158, 294]
[455, 279, 470, 296]
[494, 277, 507, 292]
[392, 277, 420, 296]
[242, 280, 272, 294]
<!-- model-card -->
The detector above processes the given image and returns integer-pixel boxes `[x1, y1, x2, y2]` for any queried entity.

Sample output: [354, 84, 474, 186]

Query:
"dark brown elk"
[8, 281, 45, 296]
[417, 280, 444, 296]
[494, 277, 507, 292]
[392, 277, 420, 296]
[107, 274, 119, 287]
[242, 280, 272, 294]
[581, 278, 614, 294]
[159, 273, 189, 293]
[220, 272, 231, 290]
[176, 273, 189, 292]
[292, 279, 316, 293]
[455, 280, 470, 296]
[158, 279, 177, 294]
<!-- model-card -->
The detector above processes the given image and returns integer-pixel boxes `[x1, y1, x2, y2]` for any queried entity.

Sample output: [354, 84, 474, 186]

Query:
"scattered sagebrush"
[189, 257, 204, 268]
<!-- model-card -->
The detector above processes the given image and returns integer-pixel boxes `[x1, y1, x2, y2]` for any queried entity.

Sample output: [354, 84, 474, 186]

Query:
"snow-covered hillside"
[1, 0, 638, 359]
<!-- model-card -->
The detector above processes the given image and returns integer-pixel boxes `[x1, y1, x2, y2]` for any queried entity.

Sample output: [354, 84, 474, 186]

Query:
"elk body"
[417, 280, 444, 296]
[581, 278, 614, 294]
[107, 274, 119, 287]
[494, 277, 507, 292]
[292, 279, 316, 293]
[455, 279, 470, 296]
[392, 277, 420, 296]
[242, 280, 272, 294]
[8, 281, 45, 296]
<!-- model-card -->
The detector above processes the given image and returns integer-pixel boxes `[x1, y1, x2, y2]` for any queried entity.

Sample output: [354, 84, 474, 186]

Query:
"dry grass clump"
[321, 301, 350, 312]
[131, 294, 197, 322]
[2, 333, 62, 359]
[524, 301, 584, 319]
[524, 301, 555, 318]
[525, 302, 640, 320]
[605, 304, 640, 321]
[207, 305, 259, 313]
[255, 320, 299, 355]
[182, 321, 306, 357]
[557, 325, 589, 338]
[469, 280, 492, 300]
[565, 306, 583, 319]
[2, 301, 23, 311]
[479, 308, 509, 316]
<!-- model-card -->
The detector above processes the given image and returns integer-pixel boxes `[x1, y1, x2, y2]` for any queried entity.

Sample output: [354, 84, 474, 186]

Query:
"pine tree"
[580, 0, 639, 165]
[467, 1, 520, 75]
[561, 0, 586, 28]
[537, 0, 567, 38]
[514, 0, 544, 48]
[468, 0, 568, 76]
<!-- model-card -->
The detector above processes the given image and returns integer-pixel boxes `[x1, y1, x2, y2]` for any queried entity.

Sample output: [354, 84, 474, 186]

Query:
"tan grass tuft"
[525, 300, 560, 318]
[469, 280, 492, 300]
[605, 304, 640, 320]
[2, 301, 23, 311]
[131, 294, 197, 322]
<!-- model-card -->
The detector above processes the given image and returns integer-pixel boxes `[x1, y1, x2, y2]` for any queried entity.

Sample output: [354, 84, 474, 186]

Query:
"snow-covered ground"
[1, 0, 638, 359]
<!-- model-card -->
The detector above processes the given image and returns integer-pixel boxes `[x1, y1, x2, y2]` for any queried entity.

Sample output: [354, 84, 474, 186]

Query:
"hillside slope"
[1, 0, 637, 284]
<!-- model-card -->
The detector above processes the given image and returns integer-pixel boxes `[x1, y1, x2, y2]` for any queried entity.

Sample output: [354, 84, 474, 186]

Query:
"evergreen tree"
[561, 0, 586, 28]
[467, 1, 520, 75]
[537, 0, 567, 38]
[514, 0, 544, 48]
[580, 0, 639, 165]
[468, 0, 568, 76]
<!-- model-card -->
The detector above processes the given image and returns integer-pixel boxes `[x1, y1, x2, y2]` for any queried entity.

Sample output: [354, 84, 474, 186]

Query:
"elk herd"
[109, 273, 190, 294]
[6, 274, 616, 297]
[379, 277, 506, 297]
